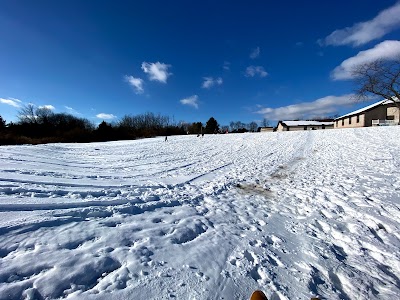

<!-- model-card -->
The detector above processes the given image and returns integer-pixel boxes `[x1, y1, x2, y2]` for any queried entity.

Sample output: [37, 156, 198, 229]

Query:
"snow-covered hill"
[0, 127, 399, 300]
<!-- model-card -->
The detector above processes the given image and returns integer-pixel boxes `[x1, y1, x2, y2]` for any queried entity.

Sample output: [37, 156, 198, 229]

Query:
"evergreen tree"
[205, 117, 219, 134]
[0, 115, 5, 130]
[187, 122, 203, 134]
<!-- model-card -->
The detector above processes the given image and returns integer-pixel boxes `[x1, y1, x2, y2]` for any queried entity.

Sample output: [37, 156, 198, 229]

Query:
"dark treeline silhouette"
[1, 107, 95, 145]
[0, 106, 263, 145]
[228, 120, 260, 133]
[0, 105, 185, 145]
[116, 112, 185, 141]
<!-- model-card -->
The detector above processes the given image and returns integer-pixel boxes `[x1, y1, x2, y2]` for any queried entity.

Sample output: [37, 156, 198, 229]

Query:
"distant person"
[165, 136, 168, 142]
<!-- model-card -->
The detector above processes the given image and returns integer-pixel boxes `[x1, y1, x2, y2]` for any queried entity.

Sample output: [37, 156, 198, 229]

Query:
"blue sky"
[1, 0, 400, 127]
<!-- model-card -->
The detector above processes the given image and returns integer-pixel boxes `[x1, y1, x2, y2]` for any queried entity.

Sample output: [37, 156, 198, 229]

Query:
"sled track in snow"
[0, 130, 399, 299]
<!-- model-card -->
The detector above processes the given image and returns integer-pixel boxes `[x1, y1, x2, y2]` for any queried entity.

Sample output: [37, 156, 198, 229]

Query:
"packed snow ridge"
[0, 127, 399, 300]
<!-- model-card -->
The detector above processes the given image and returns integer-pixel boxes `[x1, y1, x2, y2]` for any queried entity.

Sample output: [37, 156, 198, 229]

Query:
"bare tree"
[238, 122, 246, 130]
[36, 107, 54, 124]
[229, 121, 236, 132]
[220, 125, 229, 133]
[18, 104, 37, 124]
[351, 58, 400, 108]
[261, 118, 270, 127]
[179, 121, 190, 133]
[249, 121, 258, 132]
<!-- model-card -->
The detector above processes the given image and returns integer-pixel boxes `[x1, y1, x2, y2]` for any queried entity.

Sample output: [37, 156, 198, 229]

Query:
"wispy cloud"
[250, 47, 260, 59]
[0, 97, 22, 108]
[96, 113, 117, 120]
[223, 61, 231, 71]
[331, 40, 400, 80]
[245, 66, 268, 78]
[65, 106, 81, 115]
[255, 94, 354, 120]
[141, 62, 172, 83]
[38, 105, 55, 110]
[321, 2, 400, 47]
[180, 95, 199, 109]
[202, 77, 223, 89]
[124, 75, 144, 94]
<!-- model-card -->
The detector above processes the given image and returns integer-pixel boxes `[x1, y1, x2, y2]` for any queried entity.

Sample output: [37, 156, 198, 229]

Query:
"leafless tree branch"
[351, 58, 400, 109]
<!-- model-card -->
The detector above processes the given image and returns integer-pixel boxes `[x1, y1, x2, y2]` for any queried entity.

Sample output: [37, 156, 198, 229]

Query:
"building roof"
[280, 120, 334, 127]
[335, 98, 399, 120]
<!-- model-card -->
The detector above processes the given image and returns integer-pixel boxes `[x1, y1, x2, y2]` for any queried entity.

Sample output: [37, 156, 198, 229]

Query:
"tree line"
[0, 105, 266, 145]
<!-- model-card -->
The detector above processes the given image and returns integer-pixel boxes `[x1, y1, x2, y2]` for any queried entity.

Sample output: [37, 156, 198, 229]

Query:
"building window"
[349, 117, 352, 124]
[336, 120, 338, 127]
[387, 115, 394, 120]
[342, 119, 344, 126]
[356, 115, 360, 123]
[304, 126, 307, 130]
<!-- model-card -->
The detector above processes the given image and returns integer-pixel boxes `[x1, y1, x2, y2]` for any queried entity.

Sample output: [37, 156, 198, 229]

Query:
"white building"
[276, 121, 334, 131]
[334, 99, 399, 129]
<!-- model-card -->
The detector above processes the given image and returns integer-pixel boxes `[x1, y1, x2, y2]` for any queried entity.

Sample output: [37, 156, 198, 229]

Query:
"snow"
[281, 121, 334, 126]
[0, 127, 399, 300]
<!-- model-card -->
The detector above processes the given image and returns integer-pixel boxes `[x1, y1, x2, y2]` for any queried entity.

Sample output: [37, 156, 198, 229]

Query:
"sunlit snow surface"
[0, 127, 399, 300]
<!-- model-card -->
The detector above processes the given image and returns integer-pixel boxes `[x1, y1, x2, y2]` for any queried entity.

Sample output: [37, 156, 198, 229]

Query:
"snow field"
[0, 127, 399, 299]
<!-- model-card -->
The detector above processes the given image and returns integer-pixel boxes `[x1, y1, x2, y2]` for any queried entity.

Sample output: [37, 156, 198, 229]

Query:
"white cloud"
[38, 105, 55, 110]
[0, 97, 22, 108]
[255, 94, 354, 120]
[96, 113, 117, 120]
[245, 66, 268, 78]
[322, 2, 400, 47]
[331, 40, 400, 80]
[141, 62, 172, 83]
[250, 47, 260, 59]
[180, 95, 199, 109]
[202, 77, 223, 89]
[124, 75, 144, 94]
[223, 61, 231, 71]
[65, 106, 81, 115]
